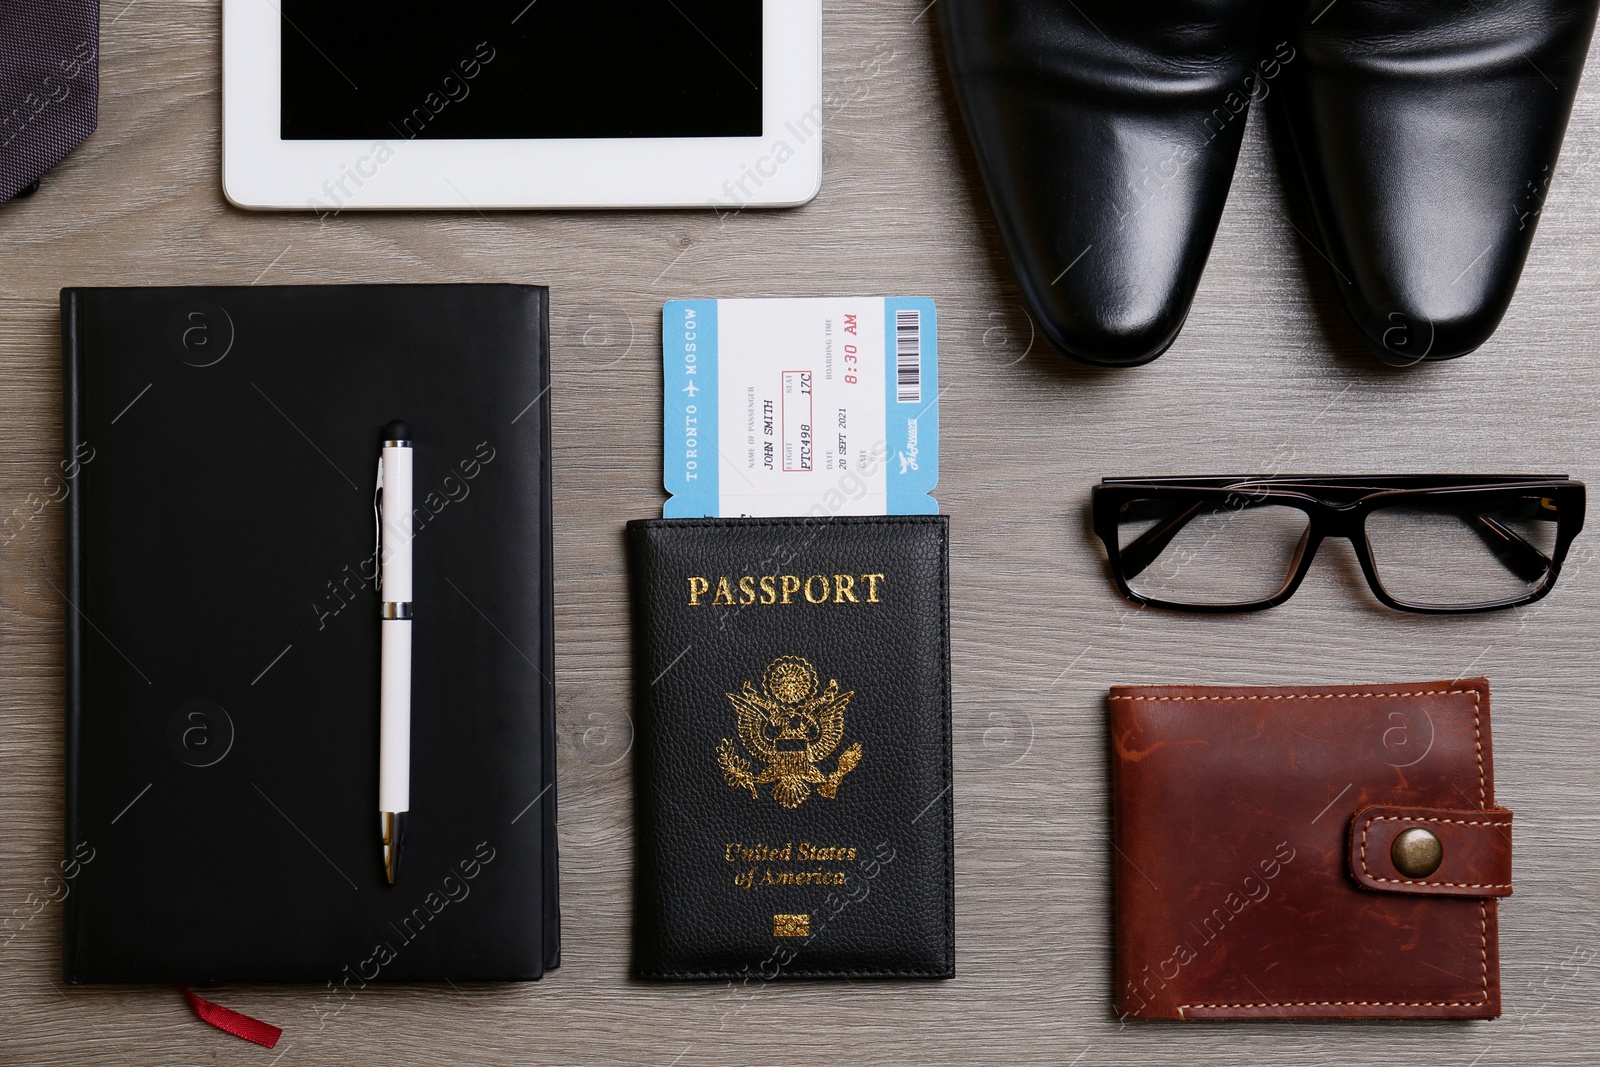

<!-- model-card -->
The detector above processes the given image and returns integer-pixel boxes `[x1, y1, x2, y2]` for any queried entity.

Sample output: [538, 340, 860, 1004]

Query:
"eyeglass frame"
[1091, 475, 1587, 615]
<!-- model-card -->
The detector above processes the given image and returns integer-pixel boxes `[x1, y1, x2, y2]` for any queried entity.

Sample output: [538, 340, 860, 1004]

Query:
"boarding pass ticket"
[662, 297, 938, 517]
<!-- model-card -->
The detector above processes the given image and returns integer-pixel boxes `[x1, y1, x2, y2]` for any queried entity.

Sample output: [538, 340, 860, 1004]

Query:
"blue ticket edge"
[883, 296, 940, 515]
[663, 300, 720, 517]
[662, 298, 939, 517]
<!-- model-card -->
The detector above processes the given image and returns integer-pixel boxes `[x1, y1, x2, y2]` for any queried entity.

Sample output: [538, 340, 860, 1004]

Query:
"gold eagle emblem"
[717, 655, 862, 809]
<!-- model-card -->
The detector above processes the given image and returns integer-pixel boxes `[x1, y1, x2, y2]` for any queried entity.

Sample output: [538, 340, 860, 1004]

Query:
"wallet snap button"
[1391, 827, 1444, 878]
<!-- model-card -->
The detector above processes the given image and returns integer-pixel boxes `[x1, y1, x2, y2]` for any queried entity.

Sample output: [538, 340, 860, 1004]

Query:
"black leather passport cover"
[62, 285, 557, 982]
[627, 517, 954, 979]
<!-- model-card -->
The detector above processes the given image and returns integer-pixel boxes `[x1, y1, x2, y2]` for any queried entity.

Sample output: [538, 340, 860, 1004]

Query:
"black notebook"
[61, 285, 557, 983]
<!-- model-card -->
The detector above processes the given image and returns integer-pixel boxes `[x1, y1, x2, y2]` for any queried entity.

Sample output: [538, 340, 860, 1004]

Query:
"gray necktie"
[0, 0, 99, 204]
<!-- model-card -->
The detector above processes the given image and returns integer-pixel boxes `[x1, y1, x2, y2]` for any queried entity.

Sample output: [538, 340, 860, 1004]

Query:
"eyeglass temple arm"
[1119, 500, 1208, 580]
[1461, 513, 1553, 583]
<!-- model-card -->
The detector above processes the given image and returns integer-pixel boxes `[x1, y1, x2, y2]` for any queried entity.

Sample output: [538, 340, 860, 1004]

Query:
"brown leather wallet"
[1110, 679, 1512, 1020]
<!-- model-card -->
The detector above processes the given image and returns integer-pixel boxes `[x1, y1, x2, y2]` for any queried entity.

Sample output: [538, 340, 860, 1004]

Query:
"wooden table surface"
[4, 3, 1599, 1064]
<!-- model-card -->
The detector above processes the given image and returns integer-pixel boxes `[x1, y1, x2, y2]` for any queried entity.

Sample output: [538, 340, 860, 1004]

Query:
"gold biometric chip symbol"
[773, 913, 810, 937]
[716, 655, 863, 809]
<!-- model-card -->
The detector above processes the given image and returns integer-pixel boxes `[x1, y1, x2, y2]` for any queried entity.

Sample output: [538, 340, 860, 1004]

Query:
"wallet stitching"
[1109, 689, 1475, 701]
[1177, 998, 1489, 1014]
[1357, 814, 1512, 889]
[1129, 686, 1493, 1012]
[1473, 686, 1486, 808]
[1177, 908, 1493, 1013]
[1479, 900, 1490, 1005]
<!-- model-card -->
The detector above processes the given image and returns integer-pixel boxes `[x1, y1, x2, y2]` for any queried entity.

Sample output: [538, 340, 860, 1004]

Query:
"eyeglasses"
[1092, 475, 1586, 614]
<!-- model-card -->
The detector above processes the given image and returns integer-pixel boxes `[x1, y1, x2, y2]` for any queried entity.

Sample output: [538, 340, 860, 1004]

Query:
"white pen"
[377, 420, 413, 884]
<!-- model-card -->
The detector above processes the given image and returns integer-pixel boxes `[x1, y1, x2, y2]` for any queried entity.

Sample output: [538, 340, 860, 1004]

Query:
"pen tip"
[383, 419, 411, 442]
[382, 811, 406, 885]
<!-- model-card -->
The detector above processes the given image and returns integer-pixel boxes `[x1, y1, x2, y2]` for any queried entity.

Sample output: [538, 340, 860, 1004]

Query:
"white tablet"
[222, 1, 822, 211]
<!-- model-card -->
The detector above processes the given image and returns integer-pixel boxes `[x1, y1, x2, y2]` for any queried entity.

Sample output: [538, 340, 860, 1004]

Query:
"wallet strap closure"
[1348, 805, 1513, 898]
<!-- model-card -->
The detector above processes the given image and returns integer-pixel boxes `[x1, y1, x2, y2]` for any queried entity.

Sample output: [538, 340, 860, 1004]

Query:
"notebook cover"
[627, 516, 954, 979]
[61, 284, 558, 983]
[1110, 679, 1508, 1020]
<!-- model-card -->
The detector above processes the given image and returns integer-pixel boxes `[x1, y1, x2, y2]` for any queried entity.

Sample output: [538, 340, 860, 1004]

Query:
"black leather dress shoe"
[1278, 0, 1600, 362]
[939, 0, 1264, 366]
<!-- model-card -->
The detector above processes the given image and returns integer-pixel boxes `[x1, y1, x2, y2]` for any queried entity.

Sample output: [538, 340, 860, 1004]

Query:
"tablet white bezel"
[222, 0, 822, 211]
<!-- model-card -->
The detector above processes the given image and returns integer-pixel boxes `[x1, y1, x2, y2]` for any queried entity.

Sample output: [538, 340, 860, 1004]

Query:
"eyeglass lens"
[1364, 492, 1560, 608]
[1116, 497, 1311, 607]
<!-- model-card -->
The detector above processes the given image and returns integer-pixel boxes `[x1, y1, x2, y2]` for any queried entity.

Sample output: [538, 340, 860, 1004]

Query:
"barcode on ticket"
[895, 309, 922, 404]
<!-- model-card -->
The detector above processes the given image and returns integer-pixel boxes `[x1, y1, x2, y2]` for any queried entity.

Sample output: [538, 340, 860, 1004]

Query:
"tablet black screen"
[280, 2, 762, 140]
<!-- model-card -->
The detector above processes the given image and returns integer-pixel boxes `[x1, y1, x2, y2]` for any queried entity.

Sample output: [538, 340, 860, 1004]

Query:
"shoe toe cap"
[1023, 277, 1187, 367]
[1008, 185, 1216, 368]
[1354, 293, 1509, 363]
[1349, 223, 1522, 361]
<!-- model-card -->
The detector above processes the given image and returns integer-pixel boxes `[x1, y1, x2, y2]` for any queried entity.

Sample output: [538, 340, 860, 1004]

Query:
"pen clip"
[373, 455, 384, 591]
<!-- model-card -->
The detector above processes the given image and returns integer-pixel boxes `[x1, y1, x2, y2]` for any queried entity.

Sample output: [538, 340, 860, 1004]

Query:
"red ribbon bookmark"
[180, 987, 283, 1049]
